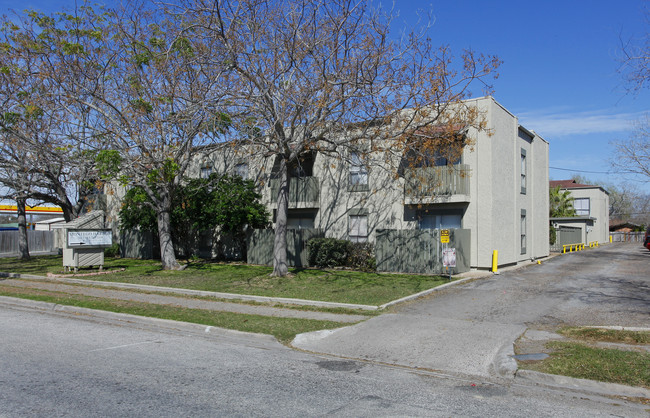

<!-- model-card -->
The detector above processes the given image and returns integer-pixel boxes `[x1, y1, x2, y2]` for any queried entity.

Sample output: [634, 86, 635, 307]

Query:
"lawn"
[0, 255, 451, 306]
[0, 285, 343, 344]
[520, 327, 650, 389]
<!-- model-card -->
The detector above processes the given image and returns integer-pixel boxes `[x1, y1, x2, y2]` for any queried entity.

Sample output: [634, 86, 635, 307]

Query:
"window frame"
[348, 213, 368, 243]
[520, 148, 527, 195]
[573, 197, 590, 216]
[200, 165, 213, 179]
[348, 152, 369, 192]
[521, 209, 527, 255]
[234, 163, 248, 180]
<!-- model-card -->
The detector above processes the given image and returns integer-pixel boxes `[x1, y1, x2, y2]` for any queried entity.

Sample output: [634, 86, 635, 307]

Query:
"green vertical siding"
[270, 177, 320, 204]
[247, 228, 324, 267]
[376, 229, 471, 274]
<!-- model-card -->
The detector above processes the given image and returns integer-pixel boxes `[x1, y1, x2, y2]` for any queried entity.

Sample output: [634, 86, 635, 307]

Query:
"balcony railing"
[270, 176, 320, 206]
[404, 164, 470, 199]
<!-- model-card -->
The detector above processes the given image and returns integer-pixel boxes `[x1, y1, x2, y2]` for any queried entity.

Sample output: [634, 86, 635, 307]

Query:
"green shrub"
[348, 242, 376, 271]
[307, 238, 351, 267]
[549, 225, 556, 245]
[104, 243, 120, 258]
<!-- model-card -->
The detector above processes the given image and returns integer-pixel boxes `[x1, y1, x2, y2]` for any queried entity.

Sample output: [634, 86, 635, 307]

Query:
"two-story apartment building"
[549, 179, 610, 246]
[197, 96, 550, 270]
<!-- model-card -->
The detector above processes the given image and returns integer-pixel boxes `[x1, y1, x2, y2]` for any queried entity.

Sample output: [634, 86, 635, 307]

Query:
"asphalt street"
[293, 243, 650, 378]
[1, 304, 647, 417]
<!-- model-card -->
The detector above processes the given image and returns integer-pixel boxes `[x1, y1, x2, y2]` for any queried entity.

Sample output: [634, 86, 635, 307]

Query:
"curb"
[0, 295, 281, 345]
[2, 270, 495, 312]
[515, 369, 650, 399]
[379, 275, 482, 309]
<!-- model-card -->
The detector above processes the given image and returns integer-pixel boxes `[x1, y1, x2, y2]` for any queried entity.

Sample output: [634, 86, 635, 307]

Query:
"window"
[349, 152, 368, 190]
[520, 148, 527, 194]
[574, 198, 590, 216]
[234, 163, 248, 179]
[418, 213, 462, 230]
[200, 166, 212, 179]
[521, 209, 527, 255]
[287, 216, 315, 230]
[349, 215, 368, 243]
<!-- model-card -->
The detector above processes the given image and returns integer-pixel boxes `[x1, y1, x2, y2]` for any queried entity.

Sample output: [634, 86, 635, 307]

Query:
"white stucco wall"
[118, 96, 552, 270]
[563, 187, 609, 244]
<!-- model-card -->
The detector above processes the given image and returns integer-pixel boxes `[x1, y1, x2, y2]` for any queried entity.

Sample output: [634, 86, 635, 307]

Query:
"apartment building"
[199, 96, 550, 270]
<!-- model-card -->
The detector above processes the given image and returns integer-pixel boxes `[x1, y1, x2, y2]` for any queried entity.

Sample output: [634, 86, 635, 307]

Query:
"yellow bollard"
[492, 250, 498, 273]
[609, 236, 612, 243]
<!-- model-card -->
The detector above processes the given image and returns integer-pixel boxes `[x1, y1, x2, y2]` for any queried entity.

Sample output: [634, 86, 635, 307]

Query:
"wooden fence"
[375, 228, 471, 274]
[610, 231, 645, 243]
[247, 229, 324, 267]
[0, 230, 55, 254]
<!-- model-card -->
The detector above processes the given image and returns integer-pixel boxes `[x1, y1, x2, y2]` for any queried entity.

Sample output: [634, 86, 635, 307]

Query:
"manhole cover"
[512, 353, 549, 361]
[315, 360, 362, 372]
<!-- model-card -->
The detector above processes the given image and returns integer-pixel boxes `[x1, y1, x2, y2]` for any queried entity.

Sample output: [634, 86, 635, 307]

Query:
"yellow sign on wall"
[440, 229, 450, 243]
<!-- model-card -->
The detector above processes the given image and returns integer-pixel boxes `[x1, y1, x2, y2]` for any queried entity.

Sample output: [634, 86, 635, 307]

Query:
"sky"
[2, 0, 649, 193]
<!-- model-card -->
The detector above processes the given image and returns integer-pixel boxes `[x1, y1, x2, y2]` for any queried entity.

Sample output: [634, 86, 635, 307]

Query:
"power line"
[549, 166, 635, 175]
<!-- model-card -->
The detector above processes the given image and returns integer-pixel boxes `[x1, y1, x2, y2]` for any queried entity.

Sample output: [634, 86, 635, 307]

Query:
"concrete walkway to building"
[293, 242, 650, 380]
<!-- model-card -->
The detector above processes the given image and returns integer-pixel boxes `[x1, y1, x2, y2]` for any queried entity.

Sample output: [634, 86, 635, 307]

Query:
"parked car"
[645, 227, 650, 251]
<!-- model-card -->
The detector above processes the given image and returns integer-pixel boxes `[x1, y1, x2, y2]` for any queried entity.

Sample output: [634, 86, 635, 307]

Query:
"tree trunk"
[16, 197, 30, 260]
[272, 158, 289, 277]
[156, 205, 181, 270]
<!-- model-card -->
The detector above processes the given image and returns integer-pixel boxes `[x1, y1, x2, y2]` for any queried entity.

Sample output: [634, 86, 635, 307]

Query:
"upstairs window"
[349, 152, 369, 191]
[200, 166, 212, 179]
[234, 163, 248, 180]
[574, 198, 590, 216]
[520, 148, 527, 194]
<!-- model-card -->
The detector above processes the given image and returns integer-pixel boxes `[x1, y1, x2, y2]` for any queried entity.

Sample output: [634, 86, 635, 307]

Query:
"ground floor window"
[349, 215, 368, 242]
[418, 213, 462, 230]
[521, 209, 527, 254]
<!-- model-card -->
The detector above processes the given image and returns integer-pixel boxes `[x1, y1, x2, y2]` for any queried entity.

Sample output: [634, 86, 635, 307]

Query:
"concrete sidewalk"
[293, 244, 650, 393]
[0, 277, 368, 323]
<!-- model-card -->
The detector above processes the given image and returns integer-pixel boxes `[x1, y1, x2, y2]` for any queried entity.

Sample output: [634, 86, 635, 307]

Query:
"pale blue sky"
[3, 0, 649, 191]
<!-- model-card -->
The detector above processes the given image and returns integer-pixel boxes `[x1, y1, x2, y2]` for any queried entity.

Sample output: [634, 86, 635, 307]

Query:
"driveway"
[293, 243, 650, 378]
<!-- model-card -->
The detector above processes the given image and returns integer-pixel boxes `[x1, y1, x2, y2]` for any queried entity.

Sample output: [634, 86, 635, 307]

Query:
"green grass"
[559, 327, 650, 344]
[0, 286, 345, 344]
[0, 255, 451, 305]
[529, 341, 650, 388]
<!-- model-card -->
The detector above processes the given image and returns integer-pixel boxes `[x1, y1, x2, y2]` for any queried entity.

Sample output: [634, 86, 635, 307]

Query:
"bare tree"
[181, 0, 500, 276]
[611, 116, 650, 181]
[0, 9, 104, 223]
[37, 2, 230, 269]
[618, 4, 650, 94]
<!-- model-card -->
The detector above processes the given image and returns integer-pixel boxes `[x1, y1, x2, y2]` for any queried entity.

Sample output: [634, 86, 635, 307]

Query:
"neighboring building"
[609, 221, 641, 233]
[549, 180, 609, 245]
[192, 96, 550, 270]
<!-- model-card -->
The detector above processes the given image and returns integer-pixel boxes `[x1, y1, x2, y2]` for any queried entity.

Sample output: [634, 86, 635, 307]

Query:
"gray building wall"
[108, 96, 551, 270]
[552, 186, 609, 245]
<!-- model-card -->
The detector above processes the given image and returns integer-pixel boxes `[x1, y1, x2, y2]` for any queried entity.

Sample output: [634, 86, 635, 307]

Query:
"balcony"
[270, 176, 320, 208]
[404, 164, 470, 204]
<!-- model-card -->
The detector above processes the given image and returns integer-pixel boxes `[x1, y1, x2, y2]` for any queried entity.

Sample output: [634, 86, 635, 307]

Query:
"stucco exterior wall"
[111, 96, 550, 270]
[563, 187, 609, 244]
[461, 98, 549, 268]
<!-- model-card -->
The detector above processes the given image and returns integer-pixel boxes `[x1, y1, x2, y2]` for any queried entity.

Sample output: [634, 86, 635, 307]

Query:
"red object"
[644, 228, 650, 251]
